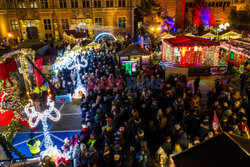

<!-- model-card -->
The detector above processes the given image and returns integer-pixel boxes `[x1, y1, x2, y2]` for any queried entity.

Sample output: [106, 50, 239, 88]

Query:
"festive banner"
[0, 110, 14, 126]
[34, 58, 44, 88]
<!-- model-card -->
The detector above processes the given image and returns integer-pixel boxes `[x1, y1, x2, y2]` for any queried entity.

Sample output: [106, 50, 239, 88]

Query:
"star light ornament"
[24, 97, 61, 158]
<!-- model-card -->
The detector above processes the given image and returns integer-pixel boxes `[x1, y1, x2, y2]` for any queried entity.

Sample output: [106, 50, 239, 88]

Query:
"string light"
[24, 96, 61, 156]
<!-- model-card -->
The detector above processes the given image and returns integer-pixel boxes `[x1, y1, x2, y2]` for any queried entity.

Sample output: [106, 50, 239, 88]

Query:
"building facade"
[0, 0, 135, 41]
[154, 0, 249, 27]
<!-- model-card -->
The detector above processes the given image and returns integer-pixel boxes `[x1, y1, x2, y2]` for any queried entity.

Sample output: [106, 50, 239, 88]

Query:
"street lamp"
[8, 33, 12, 37]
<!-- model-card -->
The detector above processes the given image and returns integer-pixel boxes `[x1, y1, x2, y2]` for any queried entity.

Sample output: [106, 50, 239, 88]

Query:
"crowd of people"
[39, 44, 249, 167]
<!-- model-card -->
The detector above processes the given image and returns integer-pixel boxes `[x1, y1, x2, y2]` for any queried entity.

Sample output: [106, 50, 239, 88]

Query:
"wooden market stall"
[199, 31, 217, 40]
[162, 36, 220, 66]
[219, 38, 250, 68]
[118, 45, 151, 69]
[218, 30, 242, 41]
[63, 30, 88, 44]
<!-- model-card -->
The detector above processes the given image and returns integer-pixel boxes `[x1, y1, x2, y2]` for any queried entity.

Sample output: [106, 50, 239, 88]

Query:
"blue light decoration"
[24, 97, 61, 158]
[172, 27, 177, 33]
[94, 32, 117, 41]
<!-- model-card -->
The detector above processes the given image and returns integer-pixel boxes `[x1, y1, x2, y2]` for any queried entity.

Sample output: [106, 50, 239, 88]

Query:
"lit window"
[45, 34, 53, 40]
[106, 0, 113, 7]
[118, 0, 125, 7]
[6, 0, 15, 9]
[71, 0, 78, 8]
[29, 0, 37, 8]
[61, 19, 69, 30]
[95, 18, 102, 26]
[44, 19, 52, 30]
[40, 0, 48, 8]
[10, 20, 18, 30]
[94, 0, 101, 7]
[82, 0, 89, 8]
[17, 0, 25, 8]
[118, 17, 126, 28]
[59, 0, 67, 8]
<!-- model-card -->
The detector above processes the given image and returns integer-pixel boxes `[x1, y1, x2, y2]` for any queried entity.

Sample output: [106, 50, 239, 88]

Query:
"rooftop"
[164, 36, 219, 47]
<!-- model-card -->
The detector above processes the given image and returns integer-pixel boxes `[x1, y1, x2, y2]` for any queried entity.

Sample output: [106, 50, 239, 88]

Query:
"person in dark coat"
[194, 76, 200, 94]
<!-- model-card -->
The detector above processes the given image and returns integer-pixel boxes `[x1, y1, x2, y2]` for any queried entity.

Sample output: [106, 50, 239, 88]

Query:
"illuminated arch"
[95, 32, 117, 41]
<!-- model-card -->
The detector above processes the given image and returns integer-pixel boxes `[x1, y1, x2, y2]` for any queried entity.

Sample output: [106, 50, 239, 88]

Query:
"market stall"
[162, 36, 219, 66]
[63, 30, 88, 44]
[85, 41, 101, 50]
[219, 38, 249, 71]
[199, 31, 216, 40]
[118, 45, 151, 68]
[218, 30, 242, 41]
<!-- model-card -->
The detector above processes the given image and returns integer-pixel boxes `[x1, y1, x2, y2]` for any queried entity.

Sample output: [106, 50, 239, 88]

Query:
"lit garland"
[54, 48, 88, 99]
[24, 96, 61, 157]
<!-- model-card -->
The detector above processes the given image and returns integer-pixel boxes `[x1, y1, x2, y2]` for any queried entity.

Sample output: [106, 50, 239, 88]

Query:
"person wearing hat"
[26, 133, 41, 156]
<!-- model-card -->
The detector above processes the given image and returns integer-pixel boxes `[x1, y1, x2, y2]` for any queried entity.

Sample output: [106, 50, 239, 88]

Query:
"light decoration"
[193, 1, 215, 27]
[24, 96, 61, 158]
[94, 32, 117, 41]
[0, 92, 7, 109]
[66, 52, 88, 99]
[53, 46, 88, 101]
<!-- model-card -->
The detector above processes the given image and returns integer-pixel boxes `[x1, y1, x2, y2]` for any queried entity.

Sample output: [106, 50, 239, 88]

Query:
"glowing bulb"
[157, 27, 161, 31]
[151, 28, 154, 31]
[8, 33, 12, 37]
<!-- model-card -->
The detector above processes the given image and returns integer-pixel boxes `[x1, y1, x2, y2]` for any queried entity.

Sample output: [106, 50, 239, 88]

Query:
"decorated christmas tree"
[0, 77, 29, 142]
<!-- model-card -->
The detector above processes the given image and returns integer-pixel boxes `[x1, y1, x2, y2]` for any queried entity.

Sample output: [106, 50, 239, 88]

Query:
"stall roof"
[218, 30, 241, 36]
[164, 36, 219, 47]
[173, 133, 250, 167]
[64, 30, 87, 39]
[118, 45, 151, 56]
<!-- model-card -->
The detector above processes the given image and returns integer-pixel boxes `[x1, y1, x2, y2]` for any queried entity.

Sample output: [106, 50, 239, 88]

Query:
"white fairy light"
[24, 97, 61, 156]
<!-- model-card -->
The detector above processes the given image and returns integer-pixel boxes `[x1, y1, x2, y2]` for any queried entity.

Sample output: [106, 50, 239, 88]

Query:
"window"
[219, 2, 223, 7]
[211, 2, 215, 7]
[40, 0, 48, 8]
[45, 34, 53, 40]
[235, 0, 238, 3]
[82, 0, 89, 8]
[241, 0, 245, 2]
[216, 2, 219, 7]
[6, 0, 15, 9]
[208, 2, 211, 7]
[106, 0, 113, 7]
[18, 0, 25, 8]
[94, 0, 101, 7]
[118, 17, 126, 28]
[61, 19, 69, 30]
[227, 2, 230, 6]
[44, 19, 51, 30]
[59, 0, 67, 8]
[118, 0, 125, 7]
[10, 20, 18, 30]
[95, 18, 102, 26]
[71, 0, 78, 8]
[0, 0, 2, 9]
[29, 0, 37, 8]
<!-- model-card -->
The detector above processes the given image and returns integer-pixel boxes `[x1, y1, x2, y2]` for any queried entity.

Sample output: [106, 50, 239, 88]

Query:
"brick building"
[0, 0, 135, 41]
[154, 0, 249, 27]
